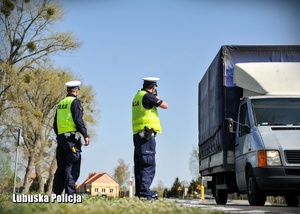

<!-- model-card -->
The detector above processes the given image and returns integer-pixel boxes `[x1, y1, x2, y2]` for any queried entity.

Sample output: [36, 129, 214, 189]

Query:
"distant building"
[77, 172, 119, 197]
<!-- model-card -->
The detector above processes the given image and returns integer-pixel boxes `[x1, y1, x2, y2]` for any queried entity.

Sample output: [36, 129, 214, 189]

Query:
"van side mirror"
[224, 118, 234, 134]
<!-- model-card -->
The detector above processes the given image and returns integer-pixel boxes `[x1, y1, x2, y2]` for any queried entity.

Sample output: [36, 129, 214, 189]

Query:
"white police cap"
[142, 77, 160, 82]
[142, 77, 159, 87]
[65, 80, 81, 89]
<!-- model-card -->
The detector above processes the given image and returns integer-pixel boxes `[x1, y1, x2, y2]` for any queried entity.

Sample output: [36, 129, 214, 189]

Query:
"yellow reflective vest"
[132, 90, 162, 134]
[57, 96, 77, 134]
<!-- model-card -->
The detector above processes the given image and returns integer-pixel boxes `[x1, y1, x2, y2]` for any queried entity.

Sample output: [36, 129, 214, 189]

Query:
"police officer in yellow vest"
[132, 77, 168, 200]
[53, 80, 89, 195]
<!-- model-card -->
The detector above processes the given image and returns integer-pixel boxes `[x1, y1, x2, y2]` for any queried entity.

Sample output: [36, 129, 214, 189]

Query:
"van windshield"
[251, 98, 300, 126]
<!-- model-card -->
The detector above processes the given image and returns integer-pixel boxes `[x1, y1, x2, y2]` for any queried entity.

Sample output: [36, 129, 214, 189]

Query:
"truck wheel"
[215, 189, 228, 205]
[247, 168, 266, 206]
[284, 195, 299, 207]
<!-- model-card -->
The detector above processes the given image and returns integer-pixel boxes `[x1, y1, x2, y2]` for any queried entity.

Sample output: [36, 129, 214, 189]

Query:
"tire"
[285, 195, 299, 207]
[247, 168, 266, 206]
[215, 189, 228, 205]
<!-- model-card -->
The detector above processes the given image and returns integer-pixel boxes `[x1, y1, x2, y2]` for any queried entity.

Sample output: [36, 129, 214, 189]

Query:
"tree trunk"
[22, 156, 35, 193]
[36, 167, 45, 193]
[36, 142, 45, 193]
[46, 152, 56, 193]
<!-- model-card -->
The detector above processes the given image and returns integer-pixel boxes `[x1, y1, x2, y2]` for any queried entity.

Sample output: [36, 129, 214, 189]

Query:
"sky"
[52, 0, 300, 188]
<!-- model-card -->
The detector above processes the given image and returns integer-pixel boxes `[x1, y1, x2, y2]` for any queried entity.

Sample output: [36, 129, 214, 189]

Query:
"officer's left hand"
[84, 137, 89, 146]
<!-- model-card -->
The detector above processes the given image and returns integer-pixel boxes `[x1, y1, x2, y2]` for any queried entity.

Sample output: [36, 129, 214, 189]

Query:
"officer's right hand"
[84, 137, 89, 146]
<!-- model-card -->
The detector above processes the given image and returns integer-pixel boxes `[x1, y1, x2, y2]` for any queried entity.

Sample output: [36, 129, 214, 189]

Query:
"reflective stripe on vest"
[132, 90, 162, 134]
[57, 96, 77, 134]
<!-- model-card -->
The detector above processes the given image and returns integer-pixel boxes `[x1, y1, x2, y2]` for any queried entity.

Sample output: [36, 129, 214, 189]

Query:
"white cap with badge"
[65, 80, 81, 90]
[142, 77, 159, 87]
[142, 77, 160, 81]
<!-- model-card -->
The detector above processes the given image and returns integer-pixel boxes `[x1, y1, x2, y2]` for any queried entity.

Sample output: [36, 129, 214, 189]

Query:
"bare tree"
[113, 159, 130, 190]
[5, 68, 69, 192]
[0, 0, 89, 193]
[189, 145, 200, 180]
[0, 0, 81, 116]
[153, 180, 164, 197]
[0, 0, 80, 66]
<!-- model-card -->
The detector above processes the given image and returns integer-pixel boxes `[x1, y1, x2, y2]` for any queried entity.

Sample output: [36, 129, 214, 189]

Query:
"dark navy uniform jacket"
[142, 89, 163, 109]
[53, 94, 88, 138]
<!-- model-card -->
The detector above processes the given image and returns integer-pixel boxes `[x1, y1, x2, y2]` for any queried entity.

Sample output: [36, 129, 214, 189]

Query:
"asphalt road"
[175, 199, 300, 213]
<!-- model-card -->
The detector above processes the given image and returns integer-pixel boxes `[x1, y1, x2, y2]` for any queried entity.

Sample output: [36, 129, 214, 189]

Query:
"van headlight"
[266, 150, 281, 166]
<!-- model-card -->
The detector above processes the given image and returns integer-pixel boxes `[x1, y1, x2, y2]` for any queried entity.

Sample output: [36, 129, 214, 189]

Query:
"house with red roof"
[77, 172, 119, 197]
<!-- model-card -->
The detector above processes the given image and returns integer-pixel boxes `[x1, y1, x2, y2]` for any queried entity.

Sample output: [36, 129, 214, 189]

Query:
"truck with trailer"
[198, 45, 300, 206]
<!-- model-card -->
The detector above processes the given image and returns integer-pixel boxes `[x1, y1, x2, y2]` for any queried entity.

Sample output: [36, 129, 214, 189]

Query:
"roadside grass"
[0, 194, 222, 214]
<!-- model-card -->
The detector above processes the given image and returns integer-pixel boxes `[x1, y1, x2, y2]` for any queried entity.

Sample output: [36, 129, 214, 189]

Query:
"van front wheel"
[284, 194, 299, 207]
[247, 168, 266, 206]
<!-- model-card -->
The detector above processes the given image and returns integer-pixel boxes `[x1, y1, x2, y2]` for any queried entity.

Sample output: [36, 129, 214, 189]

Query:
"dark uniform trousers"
[133, 133, 156, 200]
[53, 133, 81, 195]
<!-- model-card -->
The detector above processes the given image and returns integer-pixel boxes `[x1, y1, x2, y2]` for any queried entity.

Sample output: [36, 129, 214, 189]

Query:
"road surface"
[175, 199, 300, 213]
